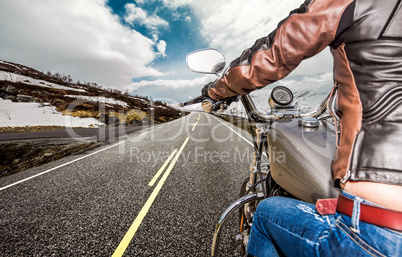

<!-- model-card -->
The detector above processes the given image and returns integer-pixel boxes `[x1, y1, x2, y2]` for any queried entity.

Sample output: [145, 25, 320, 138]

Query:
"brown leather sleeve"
[209, 0, 354, 100]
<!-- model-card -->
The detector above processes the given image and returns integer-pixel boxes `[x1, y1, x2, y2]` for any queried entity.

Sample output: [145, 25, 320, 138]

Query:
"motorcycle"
[182, 48, 339, 256]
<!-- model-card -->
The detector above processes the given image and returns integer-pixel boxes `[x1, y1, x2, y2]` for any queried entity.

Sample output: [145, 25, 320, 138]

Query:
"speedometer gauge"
[268, 86, 293, 107]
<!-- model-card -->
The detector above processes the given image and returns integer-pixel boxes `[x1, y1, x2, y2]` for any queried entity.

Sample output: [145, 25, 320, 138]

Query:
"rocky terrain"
[0, 138, 98, 176]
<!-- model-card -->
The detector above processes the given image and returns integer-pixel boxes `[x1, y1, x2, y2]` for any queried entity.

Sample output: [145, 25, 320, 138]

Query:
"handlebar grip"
[202, 99, 214, 113]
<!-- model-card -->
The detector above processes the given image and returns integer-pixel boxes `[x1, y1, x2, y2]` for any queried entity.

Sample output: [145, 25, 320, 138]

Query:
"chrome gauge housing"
[268, 86, 293, 107]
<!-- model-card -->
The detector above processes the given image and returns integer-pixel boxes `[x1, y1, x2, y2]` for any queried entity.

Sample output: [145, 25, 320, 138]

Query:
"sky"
[0, 0, 333, 103]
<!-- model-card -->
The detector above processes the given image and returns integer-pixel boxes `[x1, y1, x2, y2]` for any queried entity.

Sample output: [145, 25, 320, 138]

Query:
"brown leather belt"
[336, 194, 402, 232]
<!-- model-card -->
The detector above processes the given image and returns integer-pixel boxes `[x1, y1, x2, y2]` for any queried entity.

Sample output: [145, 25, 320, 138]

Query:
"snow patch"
[65, 95, 128, 108]
[0, 71, 86, 92]
[0, 99, 103, 128]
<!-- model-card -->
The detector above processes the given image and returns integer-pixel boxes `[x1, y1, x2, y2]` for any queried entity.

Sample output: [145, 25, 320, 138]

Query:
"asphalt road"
[0, 112, 254, 256]
[0, 126, 149, 142]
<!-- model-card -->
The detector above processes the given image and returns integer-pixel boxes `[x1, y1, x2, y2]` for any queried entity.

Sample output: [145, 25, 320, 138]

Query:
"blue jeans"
[247, 191, 402, 257]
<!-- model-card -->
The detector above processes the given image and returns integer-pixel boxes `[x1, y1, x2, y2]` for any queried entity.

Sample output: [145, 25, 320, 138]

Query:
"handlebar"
[240, 95, 276, 122]
[179, 92, 330, 123]
[299, 93, 330, 118]
[178, 96, 204, 107]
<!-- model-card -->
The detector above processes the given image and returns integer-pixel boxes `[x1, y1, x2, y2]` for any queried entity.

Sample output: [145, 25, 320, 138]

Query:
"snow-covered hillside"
[0, 60, 181, 128]
[248, 73, 334, 114]
[0, 99, 102, 127]
[0, 70, 86, 93]
[65, 95, 128, 108]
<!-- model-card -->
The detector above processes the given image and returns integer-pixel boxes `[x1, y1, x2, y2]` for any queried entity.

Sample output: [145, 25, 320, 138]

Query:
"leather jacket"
[207, 0, 402, 187]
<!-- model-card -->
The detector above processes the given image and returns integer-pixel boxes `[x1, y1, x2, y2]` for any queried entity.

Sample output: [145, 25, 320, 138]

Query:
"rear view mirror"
[186, 49, 226, 74]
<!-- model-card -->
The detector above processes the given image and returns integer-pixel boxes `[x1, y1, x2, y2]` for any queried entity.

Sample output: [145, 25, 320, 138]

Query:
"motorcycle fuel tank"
[267, 119, 339, 203]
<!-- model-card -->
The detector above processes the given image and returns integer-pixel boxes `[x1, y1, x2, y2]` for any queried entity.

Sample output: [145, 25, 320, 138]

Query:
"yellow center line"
[112, 137, 190, 257]
[148, 149, 177, 187]
[192, 120, 199, 131]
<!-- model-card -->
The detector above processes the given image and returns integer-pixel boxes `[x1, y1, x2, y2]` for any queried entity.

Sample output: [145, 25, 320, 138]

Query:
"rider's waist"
[336, 193, 402, 231]
[347, 120, 402, 185]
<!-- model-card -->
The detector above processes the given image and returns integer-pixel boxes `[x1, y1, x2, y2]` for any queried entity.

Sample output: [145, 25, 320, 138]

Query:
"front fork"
[211, 124, 270, 257]
[249, 123, 270, 197]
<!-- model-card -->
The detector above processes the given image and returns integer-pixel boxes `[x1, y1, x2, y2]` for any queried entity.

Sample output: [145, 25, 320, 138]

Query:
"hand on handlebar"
[201, 81, 215, 100]
[201, 80, 238, 113]
[201, 81, 217, 113]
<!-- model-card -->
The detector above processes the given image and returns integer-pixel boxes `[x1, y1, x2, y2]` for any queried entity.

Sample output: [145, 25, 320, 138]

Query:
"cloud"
[0, 0, 334, 103]
[190, 0, 332, 77]
[0, 0, 165, 90]
[133, 0, 333, 102]
[129, 74, 215, 91]
[161, 0, 193, 9]
[124, 3, 169, 31]
[190, 0, 297, 58]
[132, 0, 192, 10]
[132, 0, 192, 21]
[135, 0, 146, 5]
[171, 11, 192, 22]
[156, 40, 167, 57]
[128, 74, 217, 102]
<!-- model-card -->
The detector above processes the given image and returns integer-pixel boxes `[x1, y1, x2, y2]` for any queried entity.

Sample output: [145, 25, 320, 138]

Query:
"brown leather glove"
[201, 81, 216, 100]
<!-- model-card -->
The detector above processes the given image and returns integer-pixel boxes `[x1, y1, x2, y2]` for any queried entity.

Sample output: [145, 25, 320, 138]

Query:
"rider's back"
[329, 0, 402, 211]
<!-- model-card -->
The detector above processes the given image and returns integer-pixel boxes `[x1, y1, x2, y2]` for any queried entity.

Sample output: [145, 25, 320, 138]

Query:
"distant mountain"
[0, 60, 181, 128]
[182, 73, 334, 117]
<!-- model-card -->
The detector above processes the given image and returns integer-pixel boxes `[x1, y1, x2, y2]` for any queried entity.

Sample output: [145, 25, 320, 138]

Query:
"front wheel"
[237, 173, 280, 256]
[238, 178, 250, 256]
[239, 178, 251, 228]
[238, 178, 260, 256]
